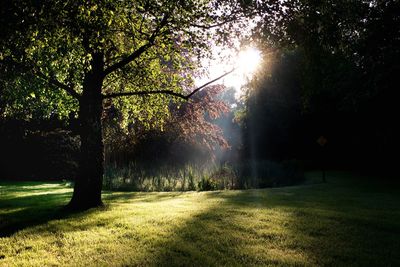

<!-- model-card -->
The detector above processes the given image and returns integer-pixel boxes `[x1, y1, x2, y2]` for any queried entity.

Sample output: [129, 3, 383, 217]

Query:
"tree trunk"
[67, 53, 105, 210]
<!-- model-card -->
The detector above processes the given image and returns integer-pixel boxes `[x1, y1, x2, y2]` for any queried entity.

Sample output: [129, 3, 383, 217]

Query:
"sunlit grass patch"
[1, 173, 400, 266]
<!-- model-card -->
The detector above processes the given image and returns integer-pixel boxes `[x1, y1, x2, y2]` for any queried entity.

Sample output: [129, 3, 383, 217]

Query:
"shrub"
[234, 159, 304, 189]
[0, 122, 79, 181]
[198, 176, 218, 191]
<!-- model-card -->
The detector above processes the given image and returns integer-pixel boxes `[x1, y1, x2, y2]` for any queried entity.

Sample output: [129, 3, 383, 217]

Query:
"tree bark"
[67, 53, 105, 210]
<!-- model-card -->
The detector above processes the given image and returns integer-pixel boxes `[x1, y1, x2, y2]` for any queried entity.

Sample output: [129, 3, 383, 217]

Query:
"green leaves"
[1, 0, 254, 121]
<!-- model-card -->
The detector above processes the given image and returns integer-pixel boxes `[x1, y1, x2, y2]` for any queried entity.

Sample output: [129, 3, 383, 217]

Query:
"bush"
[198, 177, 218, 191]
[235, 159, 304, 188]
[209, 164, 237, 189]
[0, 120, 79, 181]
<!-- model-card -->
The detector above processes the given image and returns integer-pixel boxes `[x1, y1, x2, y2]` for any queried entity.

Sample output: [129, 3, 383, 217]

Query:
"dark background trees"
[244, 0, 400, 175]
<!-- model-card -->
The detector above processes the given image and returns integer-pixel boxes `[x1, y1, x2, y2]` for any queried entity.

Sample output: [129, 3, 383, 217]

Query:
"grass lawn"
[1, 172, 400, 266]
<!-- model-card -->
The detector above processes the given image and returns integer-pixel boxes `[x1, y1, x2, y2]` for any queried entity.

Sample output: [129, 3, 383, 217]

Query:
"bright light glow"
[229, 47, 262, 97]
[236, 47, 262, 77]
[196, 46, 263, 98]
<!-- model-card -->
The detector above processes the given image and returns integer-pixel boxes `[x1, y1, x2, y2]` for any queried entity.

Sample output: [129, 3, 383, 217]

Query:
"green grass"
[1, 172, 399, 266]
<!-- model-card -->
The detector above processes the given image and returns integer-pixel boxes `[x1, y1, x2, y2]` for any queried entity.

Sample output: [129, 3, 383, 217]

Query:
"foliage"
[197, 177, 218, 191]
[244, 0, 400, 172]
[0, 0, 255, 121]
[255, 0, 400, 111]
[102, 159, 302, 192]
[234, 160, 305, 189]
[103, 163, 236, 192]
[0, 119, 79, 180]
[169, 85, 230, 151]
[103, 84, 230, 166]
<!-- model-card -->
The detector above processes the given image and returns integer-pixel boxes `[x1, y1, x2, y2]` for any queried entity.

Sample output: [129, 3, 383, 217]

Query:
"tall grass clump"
[103, 160, 303, 192]
[103, 162, 239, 192]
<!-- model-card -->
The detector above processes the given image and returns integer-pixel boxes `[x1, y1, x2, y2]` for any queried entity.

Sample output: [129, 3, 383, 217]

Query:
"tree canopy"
[0, 0, 254, 121]
[0, 0, 258, 209]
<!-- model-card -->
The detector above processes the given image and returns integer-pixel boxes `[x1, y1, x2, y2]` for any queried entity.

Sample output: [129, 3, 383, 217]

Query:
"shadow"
[0, 191, 76, 237]
[103, 191, 185, 204]
[0, 185, 119, 238]
[1, 177, 399, 265]
[143, 183, 400, 266]
[0, 187, 192, 239]
[0, 188, 185, 238]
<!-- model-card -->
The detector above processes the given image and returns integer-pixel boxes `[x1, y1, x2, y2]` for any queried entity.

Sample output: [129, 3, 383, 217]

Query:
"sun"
[236, 47, 262, 77]
[225, 46, 262, 97]
[195, 45, 263, 98]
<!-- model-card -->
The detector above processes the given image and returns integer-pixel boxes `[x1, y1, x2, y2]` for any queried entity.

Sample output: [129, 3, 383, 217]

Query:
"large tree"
[0, 0, 255, 209]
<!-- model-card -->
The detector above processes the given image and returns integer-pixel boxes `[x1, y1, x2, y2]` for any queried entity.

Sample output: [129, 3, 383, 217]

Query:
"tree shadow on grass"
[0, 188, 186, 238]
[1, 180, 400, 266]
[0, 186, 118, 238]
[145, 186, 400, 266]
[0, 191, 76, 237]
[103, 191, 185, 204]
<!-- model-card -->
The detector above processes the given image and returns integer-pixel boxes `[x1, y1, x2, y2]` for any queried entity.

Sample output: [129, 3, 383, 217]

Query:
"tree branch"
[33, 70, 81, 100]
[103, 43, 153, 77]
[186, 68, 235, 99]
[2, 57, 81, 99]
[102, 68, 235, 100]
[103, 15, 170, 77]
[103, 89, 188, 100]
[190, 11, 257, 29]
[190, 18, 239, 29]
